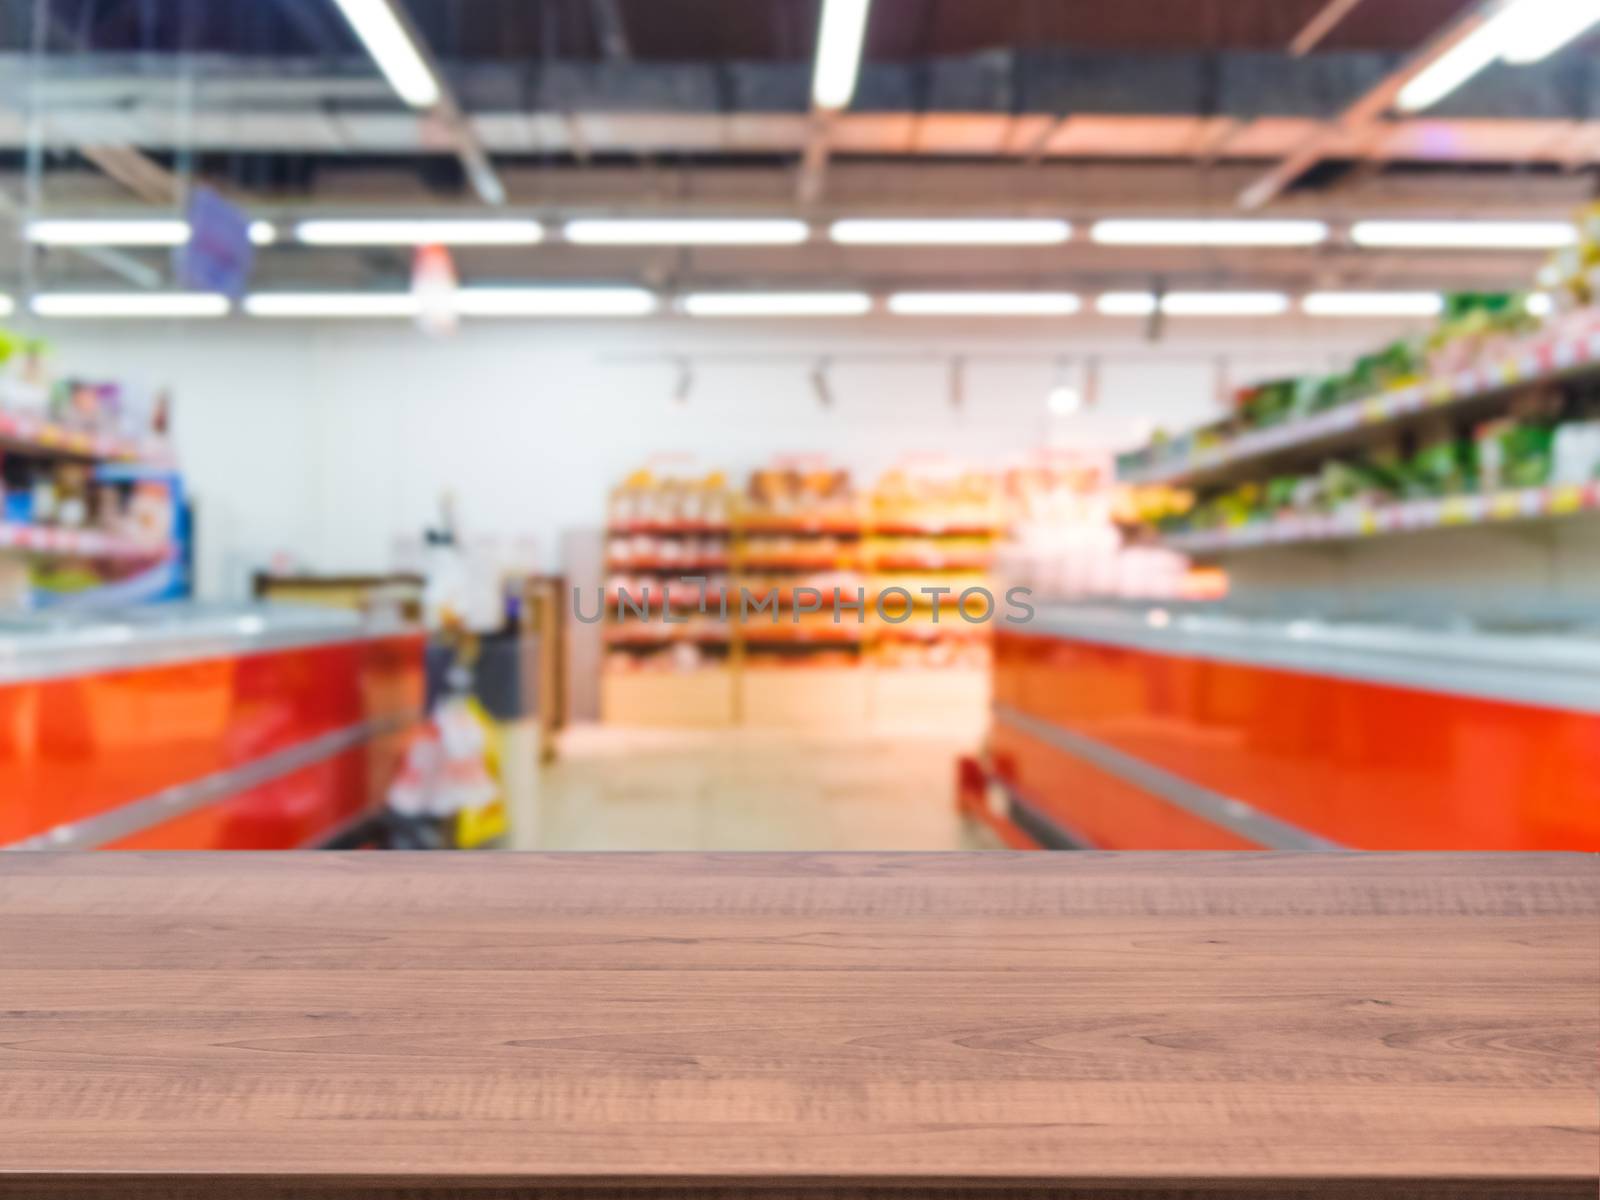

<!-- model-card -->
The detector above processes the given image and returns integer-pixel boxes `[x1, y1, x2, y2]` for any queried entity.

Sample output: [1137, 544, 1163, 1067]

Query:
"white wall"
[42, 313, 1405, 600]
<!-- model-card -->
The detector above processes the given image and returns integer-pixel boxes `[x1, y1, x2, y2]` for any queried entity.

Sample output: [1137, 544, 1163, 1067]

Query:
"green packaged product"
[1478, 420, 1555, 490]
[1236, 379, 1298, 429]
[1263, 476, 1300, 511]
[1401, 438, 1475, 497]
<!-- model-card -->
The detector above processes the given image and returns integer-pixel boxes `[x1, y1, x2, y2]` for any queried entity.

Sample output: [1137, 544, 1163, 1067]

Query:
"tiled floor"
[510, 723, 997, 851]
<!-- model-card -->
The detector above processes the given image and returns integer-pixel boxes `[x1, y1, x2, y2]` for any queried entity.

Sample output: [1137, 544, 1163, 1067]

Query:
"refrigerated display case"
[965, 601, 1600, 851]
[0, 603, 424, 849]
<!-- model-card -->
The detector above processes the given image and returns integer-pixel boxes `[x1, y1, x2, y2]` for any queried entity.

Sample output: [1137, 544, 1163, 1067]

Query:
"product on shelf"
[741, 533, 860, 569]
[870, 466, 1001, 531]
[1423, 293, 1539, 377]
[1117, 209, 1595, 484]
[1149, 387, 1600, 543]
[602, 469, 739, 679]
[1538, 201, 1600, 315]
[1114, 204, 1600, 552]
[0, 329, 187, 611]
[745, 466, 860, 529]
[998, 454, 1203, 602]
[608, 469, 733, 530]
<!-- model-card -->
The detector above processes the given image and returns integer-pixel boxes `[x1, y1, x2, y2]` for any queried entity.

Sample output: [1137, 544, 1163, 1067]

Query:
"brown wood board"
[0, 852, 1595, 1197]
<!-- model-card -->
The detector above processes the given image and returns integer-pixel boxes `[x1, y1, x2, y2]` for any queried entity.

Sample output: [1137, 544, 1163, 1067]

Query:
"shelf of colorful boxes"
[603, 470, 736, 674]
[737, 466, 867, 670]
[0, 339, 179, 571]
[864, 467, 1002, 670]
[1114, 208, 1600, 556]
[1122, 324, 1600, 556]
[995, 454, 1212, 602]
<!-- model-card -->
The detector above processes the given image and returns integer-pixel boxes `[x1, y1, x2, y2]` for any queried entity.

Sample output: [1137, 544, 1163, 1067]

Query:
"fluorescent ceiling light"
[887, 292, 1080, 316]
[329, 0, 441, 108]
[1091, 219, 1328, 246]
[1095, 292, 1289, 317]
[563, 219, 809, 245]
[454, 287, 658, 316]
[294, 219, 544, 246]
[830, 219, 1070, 245]
[1500, 0, 1600, 63]
[681, 292, 872, 317]
[0, 295, 12, 317]
[244, 292, 422, 318]
[1302, 292, 1443, 317]
[1394, 0, 1600, 111]
[25, 219, 190, 246]
[249, 221, 277, 246]
[812, 0, 871, 109]
[31, 292, 229, 318]
[1096, 292, 1158, 316]
[1163, 292, 1289, 316]
[1350, 219, 1576, 249]
[1396, 20, 1504, 112]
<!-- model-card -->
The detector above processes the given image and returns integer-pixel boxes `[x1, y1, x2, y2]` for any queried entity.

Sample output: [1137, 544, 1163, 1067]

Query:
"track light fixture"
[811, 358, 835, 409]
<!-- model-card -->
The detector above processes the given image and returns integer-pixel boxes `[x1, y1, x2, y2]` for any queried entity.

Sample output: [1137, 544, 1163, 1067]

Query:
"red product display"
[0, 632, 423, 850]
[982, 626, 1600, 851]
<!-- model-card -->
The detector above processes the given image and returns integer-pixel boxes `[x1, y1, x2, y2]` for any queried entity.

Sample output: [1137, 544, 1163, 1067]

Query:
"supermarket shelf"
[605, 558, 731, 572]
[872, 522, 1000, 537]
[606, 522, 732, 536]
[871, 556, 993, 571]
[1119, 322, 1600, 488]
[871, 587, 986, 605]
[740, 558, 860, 571]
[743, 629, 865, 646]
[0, 409, 172, 465]
[604, 630, 732, 648]
[874, 623, 993, 641]
[742, 521, 862, 536]
[1160, 482, 1600, 555]
[0, 521, 173, 561]
[740, 589, 865, 608]
[605, 594, 720, 613]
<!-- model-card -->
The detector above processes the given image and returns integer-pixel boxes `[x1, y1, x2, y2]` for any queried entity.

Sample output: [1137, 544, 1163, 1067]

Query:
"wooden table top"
[0, 852, 1595, 1199]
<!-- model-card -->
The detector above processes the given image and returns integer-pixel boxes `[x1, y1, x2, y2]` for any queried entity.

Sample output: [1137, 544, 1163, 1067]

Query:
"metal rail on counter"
[1008, 602, 1600, 714]
[0, 603, 416, 684]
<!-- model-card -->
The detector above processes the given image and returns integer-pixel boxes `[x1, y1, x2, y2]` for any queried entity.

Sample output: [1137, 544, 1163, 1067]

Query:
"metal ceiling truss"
[1, 45, 1596, 168]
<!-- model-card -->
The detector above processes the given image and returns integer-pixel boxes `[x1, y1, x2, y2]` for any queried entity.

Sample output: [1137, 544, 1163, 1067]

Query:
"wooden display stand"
[601, 669, 737, 727]
[739, 666, 870, 729]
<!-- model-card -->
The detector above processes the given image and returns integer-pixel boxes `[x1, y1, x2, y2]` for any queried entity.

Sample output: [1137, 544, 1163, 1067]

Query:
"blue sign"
[175, 186, 254, 298]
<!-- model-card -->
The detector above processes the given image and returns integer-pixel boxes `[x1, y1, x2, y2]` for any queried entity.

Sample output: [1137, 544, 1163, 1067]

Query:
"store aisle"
[513, 725, 995, 851]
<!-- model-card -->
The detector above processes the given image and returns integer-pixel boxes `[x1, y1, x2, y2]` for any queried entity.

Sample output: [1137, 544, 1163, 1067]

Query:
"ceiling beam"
[3, 13, 178, 286]
[1238, 4, 1495, 210]
[78, 144, 180, 205]
[796, 113, 833, 204]
[5, 47, 1583, 124]
[1289, 0, 1368, 57]
[23, 159, 1562, 215]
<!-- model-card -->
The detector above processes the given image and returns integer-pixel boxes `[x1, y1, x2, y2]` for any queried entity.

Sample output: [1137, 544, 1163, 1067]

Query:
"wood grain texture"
[0, 852, 1595, 1199]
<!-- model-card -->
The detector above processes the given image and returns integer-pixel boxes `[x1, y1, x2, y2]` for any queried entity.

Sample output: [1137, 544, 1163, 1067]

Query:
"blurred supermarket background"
[1, 0, 1596, 852]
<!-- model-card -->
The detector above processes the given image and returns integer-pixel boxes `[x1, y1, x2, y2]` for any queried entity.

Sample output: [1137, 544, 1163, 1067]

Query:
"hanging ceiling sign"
[175, 186, 254, 298]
